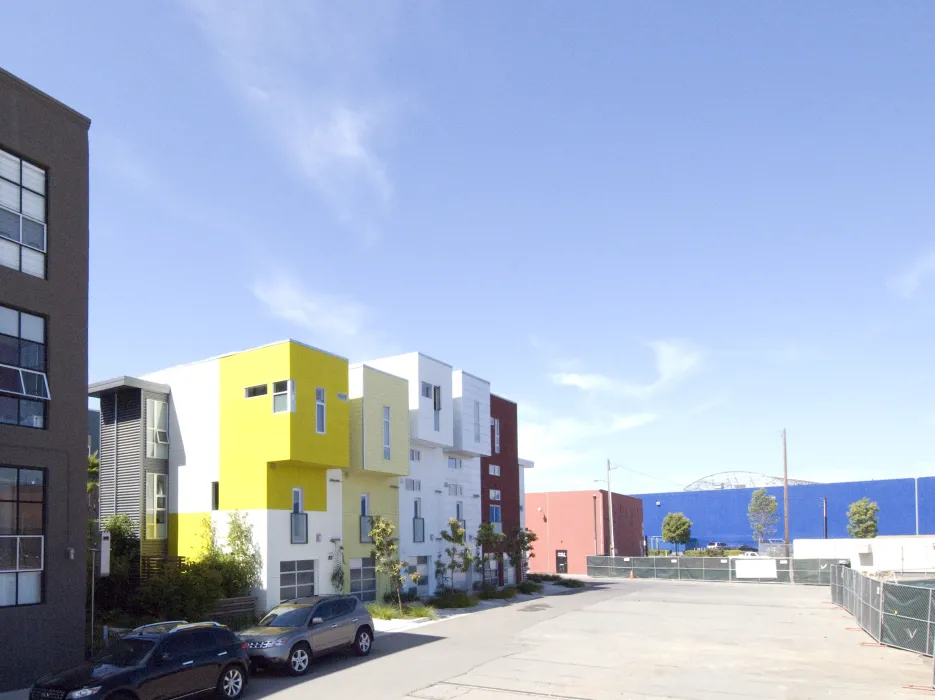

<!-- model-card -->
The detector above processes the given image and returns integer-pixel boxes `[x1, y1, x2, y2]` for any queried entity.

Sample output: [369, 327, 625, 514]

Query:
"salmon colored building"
[525, 490, 643, 575]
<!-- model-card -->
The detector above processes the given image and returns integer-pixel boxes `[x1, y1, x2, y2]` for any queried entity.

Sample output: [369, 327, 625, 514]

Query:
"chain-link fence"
[831, 565, 935, 657]
[587, 556, 845, 585]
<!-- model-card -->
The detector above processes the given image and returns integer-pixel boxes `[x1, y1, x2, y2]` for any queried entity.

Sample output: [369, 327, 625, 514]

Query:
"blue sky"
[3, 2, 935, 494]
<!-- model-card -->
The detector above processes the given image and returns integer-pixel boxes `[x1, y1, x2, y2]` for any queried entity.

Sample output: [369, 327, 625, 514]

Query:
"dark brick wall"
[481, 395, 520, 583]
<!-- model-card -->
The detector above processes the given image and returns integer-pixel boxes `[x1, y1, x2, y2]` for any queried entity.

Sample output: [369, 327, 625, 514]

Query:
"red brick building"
[525, 490, 643, 575]
[480, 395, 522, 584]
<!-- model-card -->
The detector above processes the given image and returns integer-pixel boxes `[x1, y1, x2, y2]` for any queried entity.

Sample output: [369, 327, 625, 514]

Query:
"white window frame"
[494, 419, 501, 454]
[315, 387, 326, 433]
[244, 384, 267, 399]
[490, 504, 502, 523]
[0, 535, 44, 574]
[413, 498, 422, 519]
[489, 464, 501, 476]
[448, 483, 463, 497]
[432, 385, 441, 431]
[490, 489, 501, 501]
[404, 478, 421, 492]
[145, 399, 169, 459]
[410, 449, 421, 462]
[421, 381, 432, 399]
[382, 405, 391, 459]
[273, 380, 296, 414]
[448, 457, 461, 470]
[279, 559, 315, 602]
[349, 557, 376, 603]
[145, 473, 167, 540]
[474, 400, 480, 442]
[0, 148, 47, 279]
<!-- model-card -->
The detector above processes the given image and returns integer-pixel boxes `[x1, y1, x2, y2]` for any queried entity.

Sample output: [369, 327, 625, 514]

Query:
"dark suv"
[31, 622, 250, 700]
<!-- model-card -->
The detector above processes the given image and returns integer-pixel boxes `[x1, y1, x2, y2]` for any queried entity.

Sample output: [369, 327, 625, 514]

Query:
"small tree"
[661, 512, 692, 553]
[440, 518, 473, 589]
[199, 512, 263, 597]
[87, 451, 100, 521]
[369, 515, 406, 614]
[847, 498, 879, 539]
[505, 527, 538, 578]
[475, 523, 505, 582]
[748, 488, 778, 544]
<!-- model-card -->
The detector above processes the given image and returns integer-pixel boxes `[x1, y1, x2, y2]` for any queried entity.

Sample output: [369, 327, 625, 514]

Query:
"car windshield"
[257, 606, 310, 627]
[92, 638, 155, 667]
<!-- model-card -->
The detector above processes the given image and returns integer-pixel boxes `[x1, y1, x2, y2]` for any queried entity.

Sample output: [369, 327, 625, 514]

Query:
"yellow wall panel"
[362, 366, 409, 476]
[267, 461, 328, 511]
[289, 343, 349, 469]
[170, 512, 211, 559]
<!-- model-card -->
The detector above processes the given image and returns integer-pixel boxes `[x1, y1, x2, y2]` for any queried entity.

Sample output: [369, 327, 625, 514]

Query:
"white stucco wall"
[143, 359, 220, 515]
[795, 537, 935, 573]
[451, 370, 491, 457]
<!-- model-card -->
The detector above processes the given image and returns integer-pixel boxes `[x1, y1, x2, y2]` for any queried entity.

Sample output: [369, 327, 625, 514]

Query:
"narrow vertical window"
[292, 487, 304, 513]
[273, 380, 295, 414]
[145, 399, 169, 459]
[383, 405, 391, 459]
[145, 473, 167, 540]
[474, 400, 480, 442]
[433, 385, 441, 431]
[360, 493, 370, 517]
[494, 418, 501, 454]
[316, 387, 326, 433]
[211, 482, 219, 511]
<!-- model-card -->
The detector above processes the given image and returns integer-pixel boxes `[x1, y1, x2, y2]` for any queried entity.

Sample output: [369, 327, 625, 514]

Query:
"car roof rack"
[169, 621, 225, 632]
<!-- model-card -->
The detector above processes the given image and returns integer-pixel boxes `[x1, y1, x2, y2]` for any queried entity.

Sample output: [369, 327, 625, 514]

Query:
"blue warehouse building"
[634, 477, 935, 548]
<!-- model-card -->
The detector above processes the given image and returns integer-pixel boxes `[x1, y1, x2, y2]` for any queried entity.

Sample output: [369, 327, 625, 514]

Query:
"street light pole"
[607, 459, 615, 557]
[592, 494, 598, 555]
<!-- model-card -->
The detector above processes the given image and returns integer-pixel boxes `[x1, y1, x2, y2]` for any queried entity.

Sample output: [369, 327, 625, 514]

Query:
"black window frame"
[0, 465, 46, 608]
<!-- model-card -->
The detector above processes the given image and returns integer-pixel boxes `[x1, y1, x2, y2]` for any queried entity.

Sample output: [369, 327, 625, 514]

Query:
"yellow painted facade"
[171, 341, 349, 561]
[342, 365, 409, 596]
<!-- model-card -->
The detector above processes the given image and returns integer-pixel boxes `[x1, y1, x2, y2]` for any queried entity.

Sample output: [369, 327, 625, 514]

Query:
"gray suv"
[239, 596, 374, 676]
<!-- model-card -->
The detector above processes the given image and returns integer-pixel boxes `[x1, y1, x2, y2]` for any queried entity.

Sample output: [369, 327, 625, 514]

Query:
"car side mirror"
[311, 617, 323, 626]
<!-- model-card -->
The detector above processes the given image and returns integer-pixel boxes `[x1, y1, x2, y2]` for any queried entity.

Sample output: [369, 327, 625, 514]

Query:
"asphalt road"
[244, 579, 933, 700]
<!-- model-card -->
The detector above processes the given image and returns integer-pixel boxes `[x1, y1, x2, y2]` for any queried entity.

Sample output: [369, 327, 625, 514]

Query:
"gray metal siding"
[98, 398, 116, 522]
[140, 390, 169, 559]
[115, 390, 143, 533]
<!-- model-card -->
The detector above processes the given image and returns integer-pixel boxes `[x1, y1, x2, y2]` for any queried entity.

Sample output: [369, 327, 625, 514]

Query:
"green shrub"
[553, 578, 585, 588]
[429, 588, 479, 609]
[134, 562, 222, 620]
[682, 549, 744, 558]
[383, 589, 419, 605]
[367, 601, 437, 620]
[647, 549, 672, 556]
[527, 573, 561, 583]
[516, 580, 543, 595]
[477, 585, 518, 600]
[405, 603, 437, 620]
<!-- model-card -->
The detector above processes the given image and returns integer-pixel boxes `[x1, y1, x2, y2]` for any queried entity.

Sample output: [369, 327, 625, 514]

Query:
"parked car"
[706, 542, 729, 550]
[737, 544, 758, 552]
[30, 622, 249, 700]
[740, 551, 760, 557]
[238, 596, 374, 676]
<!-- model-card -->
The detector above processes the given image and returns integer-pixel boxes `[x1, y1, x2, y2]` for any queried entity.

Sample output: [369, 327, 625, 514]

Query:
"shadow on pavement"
[245, 631, 442, 697]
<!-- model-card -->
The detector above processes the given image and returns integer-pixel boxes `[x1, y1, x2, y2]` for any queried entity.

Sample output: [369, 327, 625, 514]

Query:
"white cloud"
[183, 0, 403, 237]
[685, 394, 729, 417]
[251, 275, 393, 359]
[892, 250, 935, 300]
[550, 340, 703, 399]
[610, 413, 659, 431]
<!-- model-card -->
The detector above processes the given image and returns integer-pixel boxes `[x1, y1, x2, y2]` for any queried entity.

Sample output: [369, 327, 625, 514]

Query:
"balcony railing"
[360, 515, 373, 543]
[413, 517, 425, 543]
[290, 512, 308, 544]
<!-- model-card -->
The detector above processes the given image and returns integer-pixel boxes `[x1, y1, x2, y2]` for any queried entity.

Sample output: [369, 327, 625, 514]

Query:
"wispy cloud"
[183, 0, 405, 239]
[550, 340, 703, 399]
[685, 394, 729, 417]
[892, 250, 935, 300]
[251, 275, 393, 359]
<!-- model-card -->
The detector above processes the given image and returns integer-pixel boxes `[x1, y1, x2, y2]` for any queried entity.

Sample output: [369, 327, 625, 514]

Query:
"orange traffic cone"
[629, 570, 635, 580]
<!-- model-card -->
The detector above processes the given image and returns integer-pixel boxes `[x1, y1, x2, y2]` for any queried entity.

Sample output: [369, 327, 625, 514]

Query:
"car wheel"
[218, 665, 245, 699]
[287, 643, 311, 676]
[354, 627, 372, 657]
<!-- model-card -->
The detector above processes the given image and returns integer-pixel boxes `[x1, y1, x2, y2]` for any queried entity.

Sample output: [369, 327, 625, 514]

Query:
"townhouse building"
[0, 68, 90, 691]
[365, 353, 490, 593]
[91, 340, 351, 612]
[480, 394, 522, 584]
[344, 364, 409, 602]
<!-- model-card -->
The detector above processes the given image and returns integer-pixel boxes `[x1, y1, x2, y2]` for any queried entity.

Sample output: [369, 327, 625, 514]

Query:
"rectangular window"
[489, 504, 502, 523]
[0, 150, 47, 279]
[145, 399, 169, 459]
[273, 380, 295, 414]
[490, 489, 501, 501]
[409, 449, 421, 462]
[433, 385, 441, 431]
[0, 466, 45, 607]
[0, 305, 48, 430]
[448, 457, 462, 469]
[144, 473, 167, 540]
[489, 464, 501, 476]
[315, 387, 326, 433]
[404, 478, 421, 492]
[244, 384, 267, 398]
[293, 488, 304, 513]
[448, 483, 463, 497]
[474, 400, 480, 443]
[413, 498, 422, 519]
[360, 493, 369, 517]
[494, 419, 501, 454]
[280, 559, 315, 602]
[455, 501, 463, 521]
[349, 557, 376, 602]
[211, 482, 219, 511]
[382, 405, 391, 460]
[290, 488, 307, 543]
[421, 382, 432, 399]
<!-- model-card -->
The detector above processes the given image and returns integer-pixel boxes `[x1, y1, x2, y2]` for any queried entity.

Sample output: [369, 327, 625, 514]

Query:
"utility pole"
[782, 429, 790, 547]
[822, 497, 828, 539]
[607, 459, 616, 557]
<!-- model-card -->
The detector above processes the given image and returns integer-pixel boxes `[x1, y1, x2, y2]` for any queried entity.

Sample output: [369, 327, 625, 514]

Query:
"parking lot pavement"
[248, 579, 934, 700]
